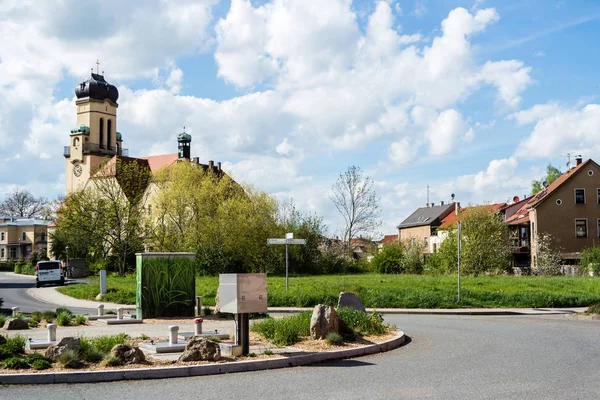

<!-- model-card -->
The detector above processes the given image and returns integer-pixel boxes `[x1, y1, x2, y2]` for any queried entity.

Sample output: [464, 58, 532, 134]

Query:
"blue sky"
[0, 0, 599, 237]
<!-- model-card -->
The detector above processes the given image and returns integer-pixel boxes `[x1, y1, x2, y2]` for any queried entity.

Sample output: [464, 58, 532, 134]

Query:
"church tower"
[177, 129, 192, 160]
[65, 71, 123, 194]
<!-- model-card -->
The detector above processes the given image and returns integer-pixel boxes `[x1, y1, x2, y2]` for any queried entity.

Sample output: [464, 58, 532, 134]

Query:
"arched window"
[107, 119, 112, 151]
[99, 118, 104, 149]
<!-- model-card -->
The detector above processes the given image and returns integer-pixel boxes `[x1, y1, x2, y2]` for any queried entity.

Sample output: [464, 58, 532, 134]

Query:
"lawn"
[57, 274, 600, 309]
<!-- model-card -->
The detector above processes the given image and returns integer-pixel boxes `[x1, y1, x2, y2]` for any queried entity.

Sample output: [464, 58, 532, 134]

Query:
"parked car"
[35, 260, 64, 288]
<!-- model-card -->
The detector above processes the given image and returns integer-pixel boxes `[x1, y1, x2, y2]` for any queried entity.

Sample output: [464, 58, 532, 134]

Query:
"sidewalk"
[28, 286, 588, 315]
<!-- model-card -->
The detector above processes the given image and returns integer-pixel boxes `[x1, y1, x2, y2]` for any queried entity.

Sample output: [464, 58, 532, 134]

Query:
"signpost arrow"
[267, 233, 307, 290]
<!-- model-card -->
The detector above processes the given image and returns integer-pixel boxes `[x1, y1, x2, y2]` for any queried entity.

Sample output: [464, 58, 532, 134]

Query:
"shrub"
[104, 355, 123, 367]
[580, 246, 600, 276]
[371, 245, 403, 274]
[28, 320, 39, 328]
[325, 332, 344, 346]
[30, 311, 43, 323]
[42, 310, 57, 322]
[56, 311, 73, 326]
[31, 359, 52, 370]
[0, 347, 12, 360]
[532, 233, 562, 276]
[587, 303, 600, 314]
[207, 336, 222, 342]
[251, 311, 312, 346]
[55, 307, 73, 316]
[202, 306, 213, 316]
[337, 308, 386, 335]
[4, 335, 26, 355]
[0, 314, 8, 327]
[57, 349, 82, 368]
[139, 333, 149, 340]
[2, 357, 30, 369]
[25, 353, 51, 364]
[88, 333, 129, 354]
[262, 349, 274, 355]
[247, 352, 257, 357]
[75, 315, 87, 325]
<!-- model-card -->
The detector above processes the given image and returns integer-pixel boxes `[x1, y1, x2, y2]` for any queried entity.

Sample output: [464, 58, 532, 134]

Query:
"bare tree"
[330, 166, 381, 251]
[0, 188, 48, 218]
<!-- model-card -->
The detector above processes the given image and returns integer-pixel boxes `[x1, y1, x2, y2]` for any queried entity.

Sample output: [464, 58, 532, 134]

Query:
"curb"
[269, 308, 581, 316]
[0, 331, 405, 385]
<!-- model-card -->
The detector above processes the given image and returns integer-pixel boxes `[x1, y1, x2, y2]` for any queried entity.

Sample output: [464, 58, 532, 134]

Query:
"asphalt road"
[0, 271, 94, 315]
[4, 313, 600, 399]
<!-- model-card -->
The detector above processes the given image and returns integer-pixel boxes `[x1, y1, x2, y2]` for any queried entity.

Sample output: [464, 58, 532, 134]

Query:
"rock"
[214, 288, 220, 314]
[178, 336, 221, 362]
[310, 304, 340, 340]
[0, 334, 6, 345]
[337, 292, 366, 312]
[3, 318, 29, 330]
[95, 293, 104, 301]
[110, 344, 145, 364]
[45, 337, 81, 361]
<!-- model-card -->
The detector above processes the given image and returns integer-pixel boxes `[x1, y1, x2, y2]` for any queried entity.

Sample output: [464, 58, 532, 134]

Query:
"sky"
[0, 0, 599, 238]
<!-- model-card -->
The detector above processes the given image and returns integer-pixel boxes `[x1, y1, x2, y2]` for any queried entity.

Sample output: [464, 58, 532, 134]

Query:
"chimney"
[209, 160, 214, 170]
[576, 155, 583, 166]
[192, 157, 199, 165]
[455, 202, 460, 216]
[441, 201, 444, 206]
[217, 161, 221, 171]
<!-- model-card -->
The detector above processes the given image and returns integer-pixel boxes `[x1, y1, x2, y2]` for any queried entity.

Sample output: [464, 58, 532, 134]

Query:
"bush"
[30, 311, 43, 323]
[13, 263, 22, 274]
[0, 346, 12, 360]
[337, 308, 387, 335]
[532, 233, 562, 276]
[75, 315, 87, 325]
[4, 335, 26, 355]
[587, 303, 600, 314]
[580, 246, 600, 276]
[2, 357, 30, 369]
[85, 333, 129, 354]
[251, 311, 312, 346]
[202, 306, 213, 316]
[57, 349, 82, 368]
[25, 353, 51, 364]
[42, 310, 57, 322]
[262, 349, 274, 356]
[28, 320, 39, 328]
[247, 352, 257, 357]
[0, 314, 8, 327]
[104, 355, 123, 367]
[55, 307, 73, 316]
[372, 245, 403, 274]
[31, 359, 52, 370]
[56, 311, 73, 326]
[325, 332, 344, 345]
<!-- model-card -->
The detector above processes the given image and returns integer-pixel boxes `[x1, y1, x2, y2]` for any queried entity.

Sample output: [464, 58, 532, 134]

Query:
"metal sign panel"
[286, 239, 306, 245]
[267, 238, 287, 245]
[286, 232, 294, 239]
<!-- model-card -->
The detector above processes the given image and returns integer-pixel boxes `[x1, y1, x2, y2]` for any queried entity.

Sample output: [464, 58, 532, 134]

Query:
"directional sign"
[267, 239, 287, 245]
[286, 239, 306, 245]
[266, 235, 307, 290]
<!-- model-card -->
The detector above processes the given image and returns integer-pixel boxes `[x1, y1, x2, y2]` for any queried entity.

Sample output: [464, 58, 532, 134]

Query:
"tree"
[531, 164, 561, 195]
[0, 188, 48, 218]
[330, 166, 381, 252]
[434, 207, 510, 275]
[532, 232, 562, 276]
[372, 244, 403, 274]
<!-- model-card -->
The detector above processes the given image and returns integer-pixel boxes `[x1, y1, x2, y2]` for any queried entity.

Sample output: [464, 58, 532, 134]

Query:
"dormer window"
[575, 189, 585, 204]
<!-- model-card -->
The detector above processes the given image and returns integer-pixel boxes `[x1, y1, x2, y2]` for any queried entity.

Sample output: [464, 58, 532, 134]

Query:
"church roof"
[75, 73, 119, 104]
[139, 153, 179, 173]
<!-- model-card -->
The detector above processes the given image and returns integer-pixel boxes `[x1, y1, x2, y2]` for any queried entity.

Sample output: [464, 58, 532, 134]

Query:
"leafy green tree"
[371, 244, 403, 274]
[531, 164, 561, 194]
[532, 232, 562, 276]
[580, 246, 600, 276]
[399, 240, 425, 274]
[0, 188, 48, 218]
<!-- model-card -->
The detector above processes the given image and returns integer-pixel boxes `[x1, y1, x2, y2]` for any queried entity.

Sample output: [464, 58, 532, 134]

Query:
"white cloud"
[389, 138, 418, 165]
[512, 103, 600, 159]
[276, 138, 292, 155]
[412, 0, 427, 17]
[166, 66, 184, 94]
[425, 109, 469, 156]
[533, 50, 546, 57]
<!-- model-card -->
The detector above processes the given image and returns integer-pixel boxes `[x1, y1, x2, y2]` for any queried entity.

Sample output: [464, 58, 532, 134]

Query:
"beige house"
[0, 217, 50, 261]
[397, 202, 456, 253]
[505, 157, 600, 266]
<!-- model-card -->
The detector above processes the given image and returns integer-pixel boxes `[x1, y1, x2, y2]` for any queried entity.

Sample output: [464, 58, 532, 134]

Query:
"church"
[64, 71, 226, 195]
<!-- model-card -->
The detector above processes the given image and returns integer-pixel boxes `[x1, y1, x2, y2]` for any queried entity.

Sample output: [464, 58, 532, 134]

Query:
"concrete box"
[219, 273, 268, 314]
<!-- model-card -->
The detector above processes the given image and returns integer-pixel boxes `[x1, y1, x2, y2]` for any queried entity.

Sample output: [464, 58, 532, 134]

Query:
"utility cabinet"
[219, 273, 268, 314]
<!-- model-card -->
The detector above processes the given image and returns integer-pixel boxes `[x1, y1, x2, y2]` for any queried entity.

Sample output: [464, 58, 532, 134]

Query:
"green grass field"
[57, 274, 600, 309]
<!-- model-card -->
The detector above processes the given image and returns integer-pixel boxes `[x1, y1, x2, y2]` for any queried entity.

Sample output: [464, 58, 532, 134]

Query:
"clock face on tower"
[73, 164, 83, 177]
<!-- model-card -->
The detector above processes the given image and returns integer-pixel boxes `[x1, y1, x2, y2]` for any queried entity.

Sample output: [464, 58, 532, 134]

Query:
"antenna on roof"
[566, 152, 572, 169]
[542, 181, 549, 188]
[451, 193, 455, 202]
[426, 185, 430, 207]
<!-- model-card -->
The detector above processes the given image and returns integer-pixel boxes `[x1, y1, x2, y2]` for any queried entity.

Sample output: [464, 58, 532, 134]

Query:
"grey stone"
[337, 292, 366, 312]
[0, 334, 6, 345]
[45, 337, 81, 361]
[3, 318, 29, 330]
[310, 304, 340, 340]
[178, 335, 221, 362]
[214, 288, 220, 314]
[110, 344, 145, 364]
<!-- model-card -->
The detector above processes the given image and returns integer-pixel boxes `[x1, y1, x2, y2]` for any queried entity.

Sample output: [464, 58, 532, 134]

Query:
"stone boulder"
[3, 318, 29, 330]
[45, 337, 81, 361]
[0, 334, 6, 345]
[337, 292, 366, 312]
[178, 336, 221, 362]
[110, 344, 145, 364]
[310, 304, 340, 340]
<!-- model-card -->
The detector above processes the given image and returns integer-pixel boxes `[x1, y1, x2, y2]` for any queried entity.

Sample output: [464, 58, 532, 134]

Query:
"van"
[35, 260, 65, 288]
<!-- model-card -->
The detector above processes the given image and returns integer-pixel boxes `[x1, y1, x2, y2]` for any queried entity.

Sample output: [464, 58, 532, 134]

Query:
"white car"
[35, 260, 65, 288]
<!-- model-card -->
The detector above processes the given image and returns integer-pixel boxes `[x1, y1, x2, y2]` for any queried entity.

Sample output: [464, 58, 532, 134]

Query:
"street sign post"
[267, 233, 307, 290]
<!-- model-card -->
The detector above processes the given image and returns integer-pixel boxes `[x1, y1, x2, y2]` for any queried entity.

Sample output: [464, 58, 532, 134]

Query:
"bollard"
[196, 296, 203, 316]
[97, 304, 104, 316]
[117, 308, 124, 320]
[100, 270, 107, 295]
[169, 325, 179, 345]
[47, 323, 57, 342]
[194, 318, 203, 335]
[11, 307, 19, 317]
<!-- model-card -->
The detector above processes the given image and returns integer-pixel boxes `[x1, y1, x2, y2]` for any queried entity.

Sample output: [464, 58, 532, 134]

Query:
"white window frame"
[575, 188, 586, 204]
[575, 218, 588, 238]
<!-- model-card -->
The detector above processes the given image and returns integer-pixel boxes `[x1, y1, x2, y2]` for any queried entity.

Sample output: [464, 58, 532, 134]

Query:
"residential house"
[0, 217, 51, 261]
[505, 157, 600, 267]
[377, 234, 399, 252]
[350, 238, 377, 261]
[397, 202, 456, 253]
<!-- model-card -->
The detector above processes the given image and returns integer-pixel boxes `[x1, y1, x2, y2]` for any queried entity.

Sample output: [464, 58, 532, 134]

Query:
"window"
[0, 232, 4, 241]
[576, 219, 588, 238]
[22, 232, 26, 241]
[41, 232, 46, 242]
[433, 243, 437, 253]
[107, 119, 112, 150]
[99, 118, 104, 149]
[556, 199, 562, 205]
[424, 237, 429, 246]
[575, 188, 585, 204]
[411, 237, 416, 245]
[9, 247, 16, 259]
[1, 248, 4, 258]
[597, 188, 600, 204]
[598, 219, 600, 238]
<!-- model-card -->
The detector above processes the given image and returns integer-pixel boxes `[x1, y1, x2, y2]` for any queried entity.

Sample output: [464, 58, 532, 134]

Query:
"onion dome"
[116, 131, 123, 141]
[70, 125, 90, 135]
[178, 132, 192, 142]
[75, 73, 119, 104]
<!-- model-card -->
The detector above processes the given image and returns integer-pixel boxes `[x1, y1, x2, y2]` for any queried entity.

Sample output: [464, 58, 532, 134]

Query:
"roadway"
[4, 311, 600, 398]
[0, 271, 94, 315]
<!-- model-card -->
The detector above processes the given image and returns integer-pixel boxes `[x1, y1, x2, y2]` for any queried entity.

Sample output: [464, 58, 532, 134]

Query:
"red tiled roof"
[379, 234, 398, 245]
[438, 203, 505, 229]
[139, 153, 179, 173]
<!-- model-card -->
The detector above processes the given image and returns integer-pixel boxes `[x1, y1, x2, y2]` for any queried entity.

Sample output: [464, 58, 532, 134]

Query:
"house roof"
[504, 159, 597, 225]
[397, 203, 456, 229]
[438, 203, 506, 229]
[139, 153, 179, 173]
[379, 234, 398, 245]
[0, 218, 51, 227]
